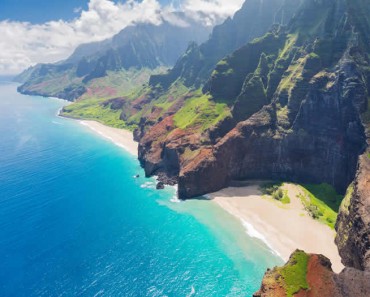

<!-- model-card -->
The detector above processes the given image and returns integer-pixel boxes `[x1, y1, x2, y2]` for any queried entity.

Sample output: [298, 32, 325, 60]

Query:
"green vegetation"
[78, 68, 166, 101]
[233, 74, 268, 121]
[339, 184, 354, 215]
[211, 31, 286, 103]
[127, 80, 191, 125]
[277, 33, 298, 61]
[301, 183, 343, 211]
[290, 2, 332, 38]
[152, 80, 189, 107]
[260, 182, 342, 228]
[260, 182, 290, 204]
[61, 98, 131, 129]
[277, 56, 306, 95]
[276, 104, 290, 128]
[60, 68, 169, 130]
[297, 184, 342, 229]
[173, 93, 230, 131]
[274, 250, 310, 297]
[336, 184, 355, 248]
[22, 68, 83, 96]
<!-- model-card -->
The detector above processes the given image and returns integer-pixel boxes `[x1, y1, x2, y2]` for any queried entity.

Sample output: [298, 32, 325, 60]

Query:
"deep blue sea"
[0, 81, 282, 297]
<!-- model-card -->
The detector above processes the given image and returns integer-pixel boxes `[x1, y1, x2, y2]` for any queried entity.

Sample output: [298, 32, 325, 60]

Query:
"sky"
[0, 0, 244, 75]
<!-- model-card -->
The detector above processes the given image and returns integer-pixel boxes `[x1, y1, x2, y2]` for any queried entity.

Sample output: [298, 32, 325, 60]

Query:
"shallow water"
[0, 82, 282, 296]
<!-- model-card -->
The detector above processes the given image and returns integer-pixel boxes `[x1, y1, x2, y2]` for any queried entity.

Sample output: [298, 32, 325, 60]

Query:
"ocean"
[0, 81, 282, 296]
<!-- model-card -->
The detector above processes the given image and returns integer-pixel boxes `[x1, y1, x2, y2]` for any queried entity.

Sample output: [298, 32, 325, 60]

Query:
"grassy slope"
[62, 72, 228, 134]
[272, 250, 310, 296]
[62, 98, 129, 129]
[124, 80, 192, 126]
[260, 182, 291, 204]
[173, 91, 230, 131]
[297, 184, 342, 229]
[61, 68, 166, 129]
[261, 182, 342, 229]
[80, 68, 165, 100]
[23, 68, 83, 95]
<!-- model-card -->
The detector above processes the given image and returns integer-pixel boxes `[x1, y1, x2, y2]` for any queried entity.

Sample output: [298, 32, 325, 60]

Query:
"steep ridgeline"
[335, 151, 370, 271]
[254, 250, 370, 297]
[137, 0, 304, 184]
[16, 16, 211, 101]
[169, 0, 370, 199]
[334, 0, 370, 272]
[149, 0, 305, 89]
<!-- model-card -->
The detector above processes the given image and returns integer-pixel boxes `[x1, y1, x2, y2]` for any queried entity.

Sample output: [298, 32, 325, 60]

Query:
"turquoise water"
[0, 82, 282, 296]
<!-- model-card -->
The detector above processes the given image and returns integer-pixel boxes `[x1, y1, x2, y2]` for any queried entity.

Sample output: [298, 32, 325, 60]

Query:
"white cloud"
[0, 0, 244, 75]
[180, 0, 244, 26]
[73, 7, 83, 14]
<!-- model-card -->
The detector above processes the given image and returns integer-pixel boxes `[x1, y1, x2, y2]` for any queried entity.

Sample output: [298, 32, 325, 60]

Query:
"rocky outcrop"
[254, 250, 370, 297]
[178, 56, 367, 198]
[335, 152, 370, 270]
[17, 83, 86, 101]
[138, 0, 370, 199]
[138, 115, 205, 185]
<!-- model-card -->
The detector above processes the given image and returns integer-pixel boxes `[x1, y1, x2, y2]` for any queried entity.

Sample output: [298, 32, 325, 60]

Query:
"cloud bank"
[0, 0, 244, 75]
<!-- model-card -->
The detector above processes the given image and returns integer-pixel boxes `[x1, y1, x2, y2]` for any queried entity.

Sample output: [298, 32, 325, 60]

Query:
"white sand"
[75, 120, 343, 272]
[209, 184, 344, 273]
[80, 120, 137, 156]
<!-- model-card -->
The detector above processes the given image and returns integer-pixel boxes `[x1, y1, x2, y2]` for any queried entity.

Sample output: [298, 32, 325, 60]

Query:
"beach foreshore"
[209, 184, 344, 273]
[72, 119, 344, 273]
[79, 120, 137, 156]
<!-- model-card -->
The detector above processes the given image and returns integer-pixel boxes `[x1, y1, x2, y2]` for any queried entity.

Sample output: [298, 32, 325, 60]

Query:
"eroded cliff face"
[149, 0, 305, 89]
[178, 55, 368, 198]
[254, 250, 370, 297]
[336, 151, 370, 271]
[138, 0, 370, 199]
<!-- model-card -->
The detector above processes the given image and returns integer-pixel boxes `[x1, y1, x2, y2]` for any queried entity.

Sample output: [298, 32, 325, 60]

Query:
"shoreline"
[209, 184, 344, 273]
[59, 114, 344, 273]
[57, 110, 138, 156]
[79, 120, 138, 156]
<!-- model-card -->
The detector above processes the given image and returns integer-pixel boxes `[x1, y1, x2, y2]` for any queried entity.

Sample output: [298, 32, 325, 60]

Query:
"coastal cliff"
[254, 101, 369, 295]
[15, 1, 369, 202]
[178, 51, 367, 198]
[335, 151, 370, 271]
[13, 0, 370, 295]
[140, 0, 369, 199]
[254, 250, 370, 297]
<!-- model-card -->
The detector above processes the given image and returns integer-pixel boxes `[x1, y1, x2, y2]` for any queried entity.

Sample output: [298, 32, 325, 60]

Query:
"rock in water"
[156, 182, 165, 190]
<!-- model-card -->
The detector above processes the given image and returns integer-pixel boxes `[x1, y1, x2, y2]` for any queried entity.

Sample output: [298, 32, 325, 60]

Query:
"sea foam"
[241, 219, 282, 258]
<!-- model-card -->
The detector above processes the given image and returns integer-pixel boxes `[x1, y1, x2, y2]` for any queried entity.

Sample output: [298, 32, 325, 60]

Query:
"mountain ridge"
[13, 1, 370, 294]
[149, 0, 305, 89]
[16, 16, 211, 101]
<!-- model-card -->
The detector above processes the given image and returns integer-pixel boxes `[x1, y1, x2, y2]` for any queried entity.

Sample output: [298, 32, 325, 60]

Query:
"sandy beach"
[210, 184, 344, 273]
[80, 120, 138, 156]
[75, 120, 344, 272]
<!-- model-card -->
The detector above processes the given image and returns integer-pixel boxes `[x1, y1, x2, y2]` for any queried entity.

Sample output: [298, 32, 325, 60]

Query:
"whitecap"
[170, 195, 182, 203]
[52, 121, 63, 125]
[186, 286, 196, 297]
[203, 194, 212, 200]
[140, 182, 155, 189]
